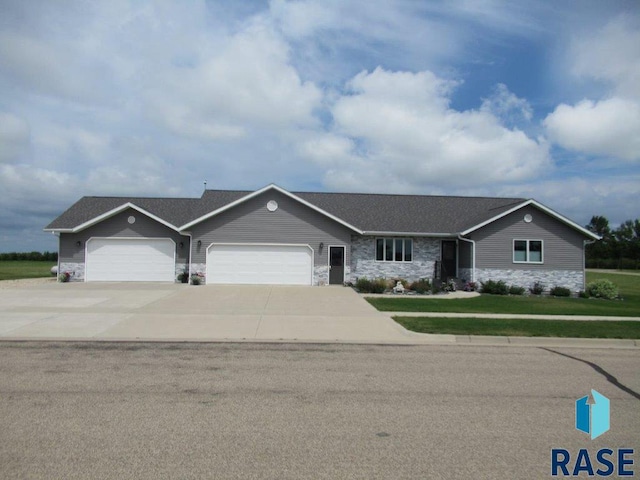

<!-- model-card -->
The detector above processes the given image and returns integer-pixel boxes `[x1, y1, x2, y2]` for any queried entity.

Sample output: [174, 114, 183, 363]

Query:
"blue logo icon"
[575, 389, 610, 440]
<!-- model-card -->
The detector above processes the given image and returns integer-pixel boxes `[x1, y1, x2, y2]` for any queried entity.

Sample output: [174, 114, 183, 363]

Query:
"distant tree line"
[586, 216, 640, 269]
[0, 251, 58, 262]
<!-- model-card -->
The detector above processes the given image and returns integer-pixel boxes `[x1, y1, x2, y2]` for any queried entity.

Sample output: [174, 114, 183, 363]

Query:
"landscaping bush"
[409, 278, 431, 294]
[550, 286, 571, 297]
[530, 282, 545, 295]
[586, 279, 619, 300]
[355, 277, 372, 292]
[355, 277, 387, 293]
[508, 285, 526, 295]
[481, 279, 509, 295]
[371, 277, 388, 294]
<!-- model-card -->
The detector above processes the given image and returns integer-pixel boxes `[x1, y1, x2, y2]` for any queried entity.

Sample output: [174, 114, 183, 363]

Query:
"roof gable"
[460, 199, 600, 240]
[180, 184, 363, 233]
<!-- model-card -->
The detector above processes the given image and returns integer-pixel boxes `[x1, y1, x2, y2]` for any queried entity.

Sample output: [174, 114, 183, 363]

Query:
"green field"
[0, 261, 56, 281]
[367, 271, 640, 317]
[393, 317, 640, 339]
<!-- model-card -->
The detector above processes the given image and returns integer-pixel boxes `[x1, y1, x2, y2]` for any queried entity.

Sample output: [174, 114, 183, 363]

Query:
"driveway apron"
[0, 283, 448, 344]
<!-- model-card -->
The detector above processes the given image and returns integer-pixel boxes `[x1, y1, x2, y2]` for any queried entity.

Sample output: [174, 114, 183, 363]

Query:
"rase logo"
[575, 389, 610, 440]
[551, 390, 635, 477]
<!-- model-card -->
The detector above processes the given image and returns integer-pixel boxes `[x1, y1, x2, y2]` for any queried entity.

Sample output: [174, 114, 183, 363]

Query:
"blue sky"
[1, 0, 639, 252]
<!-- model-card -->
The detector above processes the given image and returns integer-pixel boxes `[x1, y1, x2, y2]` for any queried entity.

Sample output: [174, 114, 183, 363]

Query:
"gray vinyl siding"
[469, 205, 585, 270]
[190, 190, 353, 266]
[59, 208, 190, 263]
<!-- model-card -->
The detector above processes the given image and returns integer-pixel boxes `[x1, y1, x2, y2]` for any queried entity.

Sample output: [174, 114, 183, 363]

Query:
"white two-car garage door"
[207, 244, 312, 285]
[85, 238, 175, 282]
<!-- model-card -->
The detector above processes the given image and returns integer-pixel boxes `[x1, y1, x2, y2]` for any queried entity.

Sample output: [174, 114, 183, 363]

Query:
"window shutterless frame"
[375, 238, 413, 262]
[512, 239, 543, 264]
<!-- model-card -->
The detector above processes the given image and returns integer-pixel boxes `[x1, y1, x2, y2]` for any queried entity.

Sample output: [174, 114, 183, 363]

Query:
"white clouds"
[571, 15, 640, 99]
[309, 67, 550, 192]
[146, 22, 322, 140]
[544, 15, 640, 161]
[480, 83, 532, 126]
[544, 98, 640, 161]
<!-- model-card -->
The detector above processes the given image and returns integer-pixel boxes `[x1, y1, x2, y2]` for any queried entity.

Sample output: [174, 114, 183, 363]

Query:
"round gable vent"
[524, 214, 533, 223]
[267, 200, 278, 212]
[128, 215, 136, 224]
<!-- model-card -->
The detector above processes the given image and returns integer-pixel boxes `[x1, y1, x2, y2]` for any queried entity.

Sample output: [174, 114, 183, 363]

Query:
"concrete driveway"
[0, 281, 451, 344]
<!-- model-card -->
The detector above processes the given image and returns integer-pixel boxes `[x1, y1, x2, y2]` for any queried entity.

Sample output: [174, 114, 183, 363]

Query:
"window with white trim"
[513, 240, 543, 263]
[375, 238, 412, 262]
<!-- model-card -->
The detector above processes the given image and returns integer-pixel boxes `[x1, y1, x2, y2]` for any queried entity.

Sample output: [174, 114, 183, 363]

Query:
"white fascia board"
[51, 203, 181, 233]
[460, 199, 601, 240]
[180, 183, 363, 233]
[362, 231, 454, 237]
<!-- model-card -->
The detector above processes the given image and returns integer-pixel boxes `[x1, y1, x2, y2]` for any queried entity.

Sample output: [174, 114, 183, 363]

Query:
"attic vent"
[128, 216, 136, 224]
[267, 200, 278, 212]
[524, 214, 533, 223]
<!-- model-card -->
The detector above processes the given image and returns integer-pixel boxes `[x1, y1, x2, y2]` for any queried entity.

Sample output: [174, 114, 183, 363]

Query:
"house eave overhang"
[43, 202, 182, 234]
[459, 199, 601, 240]
[180, 183, 364, 233]
[361, 231, 455, 238]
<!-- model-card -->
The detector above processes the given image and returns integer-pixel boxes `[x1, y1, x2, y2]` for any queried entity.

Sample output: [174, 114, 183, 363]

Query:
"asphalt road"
[1, 342, 638, 479]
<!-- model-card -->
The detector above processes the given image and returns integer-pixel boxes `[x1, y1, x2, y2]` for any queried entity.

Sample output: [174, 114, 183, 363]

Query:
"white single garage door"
[86, 238, 175, 282]
[207, 244, 312, 285]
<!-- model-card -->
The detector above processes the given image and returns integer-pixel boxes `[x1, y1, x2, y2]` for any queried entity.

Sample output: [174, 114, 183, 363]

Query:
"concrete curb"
[0, 335, 637, 349]
[387, 312, 640, 321]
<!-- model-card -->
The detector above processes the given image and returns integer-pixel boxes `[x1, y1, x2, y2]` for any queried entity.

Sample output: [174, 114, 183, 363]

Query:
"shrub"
[371, 277, 388, 294]
[190, 274, 203, 285]
[58, 271, 71, 283]
[550, 286, 571, 297]
[355, 277, 387, 293]
[530, 282, 545, 295]
[355, 277, 372, 292]
[431, 281, 443, 294]
[586, 279, 619, 300]
[177, 270, 189, 283]
[508, 285, 526, 295]
[409, 278, 431, 294]
[578, 291, 588, 299]
[481, 279, 509, 295]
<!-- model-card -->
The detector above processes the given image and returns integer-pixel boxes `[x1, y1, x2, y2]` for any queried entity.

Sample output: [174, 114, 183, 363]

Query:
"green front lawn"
[367, 271, 640, 317]
[0, 261, 56, 281]
[394, 317, 640, 339]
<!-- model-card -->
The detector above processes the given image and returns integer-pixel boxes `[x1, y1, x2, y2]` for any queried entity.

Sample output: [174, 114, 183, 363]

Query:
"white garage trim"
[85, 237, 176, 282]
[206, 243, 313, 285]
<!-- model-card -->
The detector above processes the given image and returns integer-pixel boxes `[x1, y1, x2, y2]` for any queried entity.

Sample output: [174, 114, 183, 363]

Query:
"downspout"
[457, 235, 475, 283]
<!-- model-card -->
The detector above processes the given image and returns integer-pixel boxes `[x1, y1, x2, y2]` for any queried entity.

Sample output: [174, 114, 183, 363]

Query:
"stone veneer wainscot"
[349, 235, 440, 283]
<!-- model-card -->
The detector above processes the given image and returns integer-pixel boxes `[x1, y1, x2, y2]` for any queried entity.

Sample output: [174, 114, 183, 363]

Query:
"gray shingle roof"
[45, 188, 526, 234]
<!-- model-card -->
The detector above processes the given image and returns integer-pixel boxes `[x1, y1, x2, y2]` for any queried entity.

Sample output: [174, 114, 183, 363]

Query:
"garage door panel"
[86, 238, 175, 282]
[207, 244, 312, 285]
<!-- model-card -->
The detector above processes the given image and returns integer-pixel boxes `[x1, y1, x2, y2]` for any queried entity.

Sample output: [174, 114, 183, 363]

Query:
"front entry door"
[441, 240, 457, 281]
[329, 246, 345, 285]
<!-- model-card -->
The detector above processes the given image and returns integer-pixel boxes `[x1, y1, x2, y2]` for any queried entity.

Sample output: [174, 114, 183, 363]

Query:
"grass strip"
[0, 261, 56, 281]
[393, 316, 640, 339]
